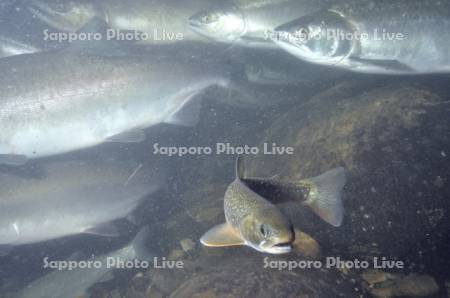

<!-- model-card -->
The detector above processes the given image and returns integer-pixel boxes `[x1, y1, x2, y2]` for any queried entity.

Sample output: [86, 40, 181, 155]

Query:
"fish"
[0, 36, 42, 58]
[28, 0, 212, 44]
[0, 160, 159, 254]
[272, 0, 450, 74]
[27, 0, 102, 32]
[231, 46, 342, 88]
[200, 157, 346, 254]
[0, 39, 230, 165]
[200, 156, 295, 254]
[188, 0, 335, 48]
[16, 226, 153, 298]
[242, 166, 347, 227]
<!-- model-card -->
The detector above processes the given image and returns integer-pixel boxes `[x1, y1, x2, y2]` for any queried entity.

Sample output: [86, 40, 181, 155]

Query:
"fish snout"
[259, 234, 294, 254]
[261, 241, 293, 254]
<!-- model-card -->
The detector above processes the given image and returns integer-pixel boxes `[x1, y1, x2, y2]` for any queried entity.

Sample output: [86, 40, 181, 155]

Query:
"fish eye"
[260, 224, 270, 237]
[308, 24, 322, 38]
[201, 13, 218, 24]
[299, 27, 310, 37]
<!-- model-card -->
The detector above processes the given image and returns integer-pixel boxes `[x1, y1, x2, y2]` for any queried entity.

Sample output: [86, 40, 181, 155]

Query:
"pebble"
[180, 238, 195, 252]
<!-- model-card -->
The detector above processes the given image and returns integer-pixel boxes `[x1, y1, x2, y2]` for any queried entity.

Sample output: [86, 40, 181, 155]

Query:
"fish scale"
[0, 47, 230, 163]
[273, 0, 450, 73]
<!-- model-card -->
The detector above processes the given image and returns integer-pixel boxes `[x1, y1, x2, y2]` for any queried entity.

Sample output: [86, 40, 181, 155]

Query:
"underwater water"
[0, 0, 449, 297]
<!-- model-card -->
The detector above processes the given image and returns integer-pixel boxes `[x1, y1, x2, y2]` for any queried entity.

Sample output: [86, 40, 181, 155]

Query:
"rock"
[246, 82, 450, 273]
[108, 289, 122, 298]
[125, 287, 147, 298]
[131, 272, 148, 292]
[180, 238, 196, 253]
[187, 206, 223, 224]
[361, 269, 401, 285]
[148, 184, 226, 256]
[170, 255, 362, 298]
[364, 273, 439, 297]
[148, 261, 197, 297]
[168, 249, 185, 261]
[146, 285, 165, 298]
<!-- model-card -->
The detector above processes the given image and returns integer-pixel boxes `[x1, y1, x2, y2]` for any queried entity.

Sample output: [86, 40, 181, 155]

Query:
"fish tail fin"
[235, 155, 245, 180]
[131, 225, 154, 261]
[302, 167, 347, 227]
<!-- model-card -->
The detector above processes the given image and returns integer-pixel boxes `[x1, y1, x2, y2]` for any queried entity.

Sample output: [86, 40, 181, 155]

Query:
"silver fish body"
[28, 0, 213, 44]
[273, 0, 450, 74]
[0, 36, 42, 58]
[0, 49, 229, 164]
[189, 0, 336, 47]
[0, 160, 158, 247]
[99, 0, 212, 44]
[16, 227, 151, 298]
[27, 0, 103, 32]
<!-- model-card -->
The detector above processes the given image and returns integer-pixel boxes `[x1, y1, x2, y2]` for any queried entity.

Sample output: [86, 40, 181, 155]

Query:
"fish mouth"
[264, 242, 292, 254]
[188, 17, 201, 30]
[270, 32, 310, 60]
[272, 35, 340, 66]
[188, 8, 246, 42]
[188, 18, 214, 39]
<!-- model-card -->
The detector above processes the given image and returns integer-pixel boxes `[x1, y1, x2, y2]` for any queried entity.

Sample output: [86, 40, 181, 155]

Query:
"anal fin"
[106, 129, 146, 143]
[292, 228, 321, 259]
[164, 90, 203, 127]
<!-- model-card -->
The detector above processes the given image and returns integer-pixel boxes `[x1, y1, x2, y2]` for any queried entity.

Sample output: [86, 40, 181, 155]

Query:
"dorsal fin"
[235, 155, 245, 180]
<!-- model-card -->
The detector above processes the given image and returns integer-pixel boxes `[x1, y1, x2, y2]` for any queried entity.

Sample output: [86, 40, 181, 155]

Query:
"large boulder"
[246, 82, 450, 276]
[170, 255, 361, 298]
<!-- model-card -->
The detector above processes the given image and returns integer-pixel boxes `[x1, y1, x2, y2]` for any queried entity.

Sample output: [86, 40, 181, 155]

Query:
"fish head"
[28, 0, 101, 32]
[189, 4, 246, 43]
[240, 206, 294, 254]
[272, 10, 357, 66]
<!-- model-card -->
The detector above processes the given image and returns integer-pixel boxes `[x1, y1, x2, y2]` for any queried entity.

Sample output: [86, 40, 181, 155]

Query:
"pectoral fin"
[164, 90, 203, 127]
[200, 223, 245, 247]
[292, 228, 321, 259]
[131, 225, 154, 261]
